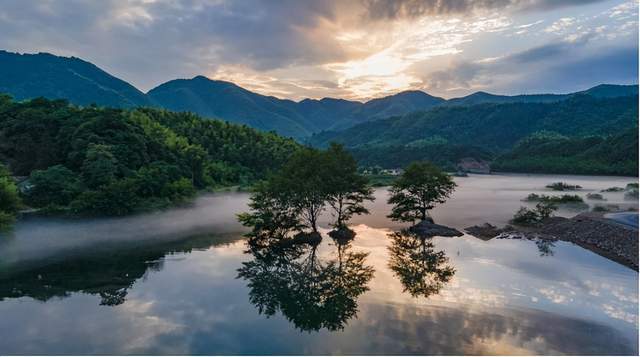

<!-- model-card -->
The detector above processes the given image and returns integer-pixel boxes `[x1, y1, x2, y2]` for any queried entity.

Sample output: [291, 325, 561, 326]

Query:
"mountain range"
[1, 50, 637, 138]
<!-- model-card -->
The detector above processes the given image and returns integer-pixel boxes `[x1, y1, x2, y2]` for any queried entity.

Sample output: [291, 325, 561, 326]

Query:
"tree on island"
[239, 144, 374, 242]
[324, 143, 374, 229]
[387, 161, 456, 222]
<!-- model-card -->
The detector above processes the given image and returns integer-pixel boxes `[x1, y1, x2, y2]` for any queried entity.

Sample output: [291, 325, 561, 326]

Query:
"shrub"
[546, 182, 582, 191]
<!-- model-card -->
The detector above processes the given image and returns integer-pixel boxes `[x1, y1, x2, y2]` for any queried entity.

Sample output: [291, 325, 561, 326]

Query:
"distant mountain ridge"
[0, 50, 152, 108]
[0, 50, 637, 138]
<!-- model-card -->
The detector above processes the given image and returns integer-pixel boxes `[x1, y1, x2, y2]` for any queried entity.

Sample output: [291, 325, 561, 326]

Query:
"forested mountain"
[492, 128, 638, 176]
[309, 94, 639, 175]
[444, 84, 638, 107]
[147, 78, 447, 135]
[5, 50, 634, 140]
[147, 76, 313, 138]
[0, 95, 299, 215]
[311, 95, 637, 150]
[0, 51, 152, 108]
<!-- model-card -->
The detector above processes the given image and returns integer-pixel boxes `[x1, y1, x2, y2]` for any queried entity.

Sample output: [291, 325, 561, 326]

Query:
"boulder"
[409, 219, 463, 238]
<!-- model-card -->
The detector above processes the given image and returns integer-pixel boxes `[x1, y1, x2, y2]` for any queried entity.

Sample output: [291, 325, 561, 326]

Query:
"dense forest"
[492, 128, 638, 176]
[310, 94, 639, 175]
[0, 95, 300, 216]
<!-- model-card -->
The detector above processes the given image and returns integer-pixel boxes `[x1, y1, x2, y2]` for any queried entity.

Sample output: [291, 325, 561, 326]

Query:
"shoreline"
[466, 212, 639, 271]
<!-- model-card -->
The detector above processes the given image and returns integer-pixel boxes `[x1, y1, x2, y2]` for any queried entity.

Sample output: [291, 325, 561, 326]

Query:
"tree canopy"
[239, 143, 374, 239]
[0, 95, 300, 216]
[387, 162, 456, 222]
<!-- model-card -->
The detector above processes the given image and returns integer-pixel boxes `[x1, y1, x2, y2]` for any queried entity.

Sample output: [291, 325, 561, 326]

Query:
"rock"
[409, 219, 463, 238]
[539, 212, 638, 270]
[464, 222, 514, 240]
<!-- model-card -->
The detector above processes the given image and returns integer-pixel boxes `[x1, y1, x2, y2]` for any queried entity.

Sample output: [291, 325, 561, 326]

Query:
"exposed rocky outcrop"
[410, 218, 463, 238]
[538, 212, 638, 270]
[466, 212, 638, 270]
[464, 223, 515, 240]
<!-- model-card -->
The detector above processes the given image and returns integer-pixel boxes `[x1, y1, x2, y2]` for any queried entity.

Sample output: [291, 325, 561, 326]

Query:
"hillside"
[0, 95, 300, 215]
[0, 50, 637, 141]
[310, 95, 637, 150]
[492, 129, 638, 176]
[0, 51, 152, 108]
[147, 76, 313, 138]
[309, 94, 639, 175]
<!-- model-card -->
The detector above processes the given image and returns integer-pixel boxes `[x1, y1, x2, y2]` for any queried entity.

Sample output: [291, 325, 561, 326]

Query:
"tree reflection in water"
[237, 234, 374, 332]
[388, 229, 455, 298]
[0, 234, 236, 306]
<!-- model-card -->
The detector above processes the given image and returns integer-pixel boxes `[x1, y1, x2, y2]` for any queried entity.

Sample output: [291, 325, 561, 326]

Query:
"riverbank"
[466, 211, 638, 271]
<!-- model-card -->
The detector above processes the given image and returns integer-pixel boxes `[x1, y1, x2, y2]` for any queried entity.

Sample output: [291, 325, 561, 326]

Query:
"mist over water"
[0, 173, 637, 355]
[0, 192, 250, 270]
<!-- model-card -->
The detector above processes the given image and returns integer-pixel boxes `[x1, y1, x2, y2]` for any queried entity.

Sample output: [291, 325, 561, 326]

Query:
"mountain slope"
[492, 128, 638, 176]
[0, 50, 637, 140]
[147, 76, 312, 138]
[0, 51, 152, 108]
[332, 90, 445, 130]
[309, 94, 638, 151]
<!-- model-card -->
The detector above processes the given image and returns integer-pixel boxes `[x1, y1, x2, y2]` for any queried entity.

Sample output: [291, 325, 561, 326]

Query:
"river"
[0, 173, 637, 355]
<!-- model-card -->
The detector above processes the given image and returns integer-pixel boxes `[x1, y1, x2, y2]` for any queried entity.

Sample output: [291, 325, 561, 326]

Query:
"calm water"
[0, 173, 638, 355]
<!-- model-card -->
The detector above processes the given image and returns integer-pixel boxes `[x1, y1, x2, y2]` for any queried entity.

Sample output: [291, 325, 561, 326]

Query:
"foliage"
[493, 128, 638, 176]
[311, 95, 638, 176]
[0, 96, 300, 216]
[387, 230, 454, 298]
[240, 144, 374, 238]
[0, 163, 20, 227]
[601, 187, 624, 192]
[545, 182, 582, 191]
[237, 240, 374, 332]
[511, 202, 557, 226]
[387, 162, 456, 222]
[324, 143, 374, 228]
[524, 193, 585, 204]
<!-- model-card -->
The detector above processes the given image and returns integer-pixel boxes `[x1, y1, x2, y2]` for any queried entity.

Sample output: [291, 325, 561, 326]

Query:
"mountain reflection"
[388, 229, 455, 298]
[0, 234, 237, 305]
[237, 233, 374, 332]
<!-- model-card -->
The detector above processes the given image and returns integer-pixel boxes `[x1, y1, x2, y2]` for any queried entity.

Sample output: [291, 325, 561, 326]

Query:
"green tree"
[0, 163, 21, 227]
[276, 148, 328, 232]
[26, 165, 82, 207]
[387, 162, 456, 222]
[238, 179, 303, 242]
[81, 144, 118, 188]
[324, 143, 374, 228]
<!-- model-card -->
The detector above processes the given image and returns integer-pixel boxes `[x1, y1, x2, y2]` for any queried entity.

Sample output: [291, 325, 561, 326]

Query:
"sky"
[0, 0, 637, 101]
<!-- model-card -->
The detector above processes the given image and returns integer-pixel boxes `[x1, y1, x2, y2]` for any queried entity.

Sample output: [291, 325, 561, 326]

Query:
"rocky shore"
[465, 212, 638, 271]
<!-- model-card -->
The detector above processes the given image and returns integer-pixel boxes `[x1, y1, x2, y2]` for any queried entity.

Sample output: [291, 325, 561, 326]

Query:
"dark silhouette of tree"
[324, 143, 374, 228]
[535, 239, 555, 257]
[237, 237, 374, 332]
[387, 162, 456, 222]
[388, 229, 455, 298]
[0, 234, 232, 305]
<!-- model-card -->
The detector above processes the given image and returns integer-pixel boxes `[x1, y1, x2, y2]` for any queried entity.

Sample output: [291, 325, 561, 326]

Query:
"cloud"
[421, 34, 638, 96]
[0, 0, 635, 100]
[361, 0, 609, 19]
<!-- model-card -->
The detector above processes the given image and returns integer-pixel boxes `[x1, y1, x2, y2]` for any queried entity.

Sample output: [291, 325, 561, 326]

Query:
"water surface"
[0, 173, 637, 355]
